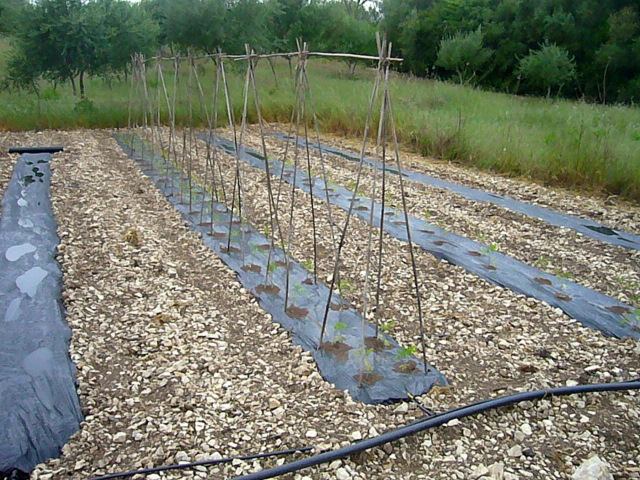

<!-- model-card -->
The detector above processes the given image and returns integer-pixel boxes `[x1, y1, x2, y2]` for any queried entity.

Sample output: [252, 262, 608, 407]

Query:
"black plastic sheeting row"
[116, 135, 447, 404]
[0, 154, 82, 475]
[201, 134, 640, 340]
[271, 133, 640, 251]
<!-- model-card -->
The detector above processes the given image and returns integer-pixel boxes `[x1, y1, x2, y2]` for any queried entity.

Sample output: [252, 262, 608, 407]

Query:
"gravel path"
[1, 129, 636, 480]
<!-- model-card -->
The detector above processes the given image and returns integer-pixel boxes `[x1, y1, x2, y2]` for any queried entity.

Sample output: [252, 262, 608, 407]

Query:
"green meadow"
[1, 41, 639, 201]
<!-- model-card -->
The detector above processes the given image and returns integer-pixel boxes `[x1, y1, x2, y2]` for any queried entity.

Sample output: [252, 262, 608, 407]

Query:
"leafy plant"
[380, 320, 396, 333]
[553, 269, 574, 280]
[482, 243, 499, 255]
[395, 344, 417, 360]
[355, 347, 376, 372]
[436, 27, 494, 85]
[534, 257, 550, 268]
[517, 41, 577, 98]
[338, 279, 355, 294]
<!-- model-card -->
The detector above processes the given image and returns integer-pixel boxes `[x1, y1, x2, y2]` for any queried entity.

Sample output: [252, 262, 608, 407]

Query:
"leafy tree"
[516, 41, 577, 97]
[435, 27, 493, 84]
[160, 0, 226, 53]
[224, 0, 279, 54]
[6, 0, 158, 96]
[287, 1, 377, 70]
[0, 0, 27, 34]
[594, 6, 640, 103]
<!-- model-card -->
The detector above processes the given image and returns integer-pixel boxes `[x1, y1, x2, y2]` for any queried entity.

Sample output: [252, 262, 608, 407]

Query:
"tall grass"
[1, 45, 639, 201]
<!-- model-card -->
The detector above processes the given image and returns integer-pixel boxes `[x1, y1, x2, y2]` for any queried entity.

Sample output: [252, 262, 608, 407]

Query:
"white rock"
[336, 467, 351, 480]
[470, 464, 489, 478]
[306, 429, 318, 438]
[175, 451, 190, 463]
[113, 432, 127, 443]
[488, 463, 505, 480]
[571, 456, 613, 480]
[520, 423, 532, 435]
[507, 445, 522, 457]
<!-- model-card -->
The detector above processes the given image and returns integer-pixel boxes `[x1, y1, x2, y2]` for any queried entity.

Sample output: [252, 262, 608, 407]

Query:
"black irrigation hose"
[88, 447, 313, 480]
[229, 380, 640, 480]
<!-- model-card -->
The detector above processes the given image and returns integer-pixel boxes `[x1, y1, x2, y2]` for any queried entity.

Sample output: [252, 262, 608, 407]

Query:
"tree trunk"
[79, 71, 85, 98]
[267, 57, 278, 88]
[70, 76, 77, 96]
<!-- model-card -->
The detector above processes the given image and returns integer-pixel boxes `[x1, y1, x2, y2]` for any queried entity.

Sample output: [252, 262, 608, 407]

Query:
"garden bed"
[0, 129, 637, 480]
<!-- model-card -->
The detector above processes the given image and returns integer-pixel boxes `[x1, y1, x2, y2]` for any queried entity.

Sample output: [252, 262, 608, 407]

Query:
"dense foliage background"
[1, 0, 639, 103]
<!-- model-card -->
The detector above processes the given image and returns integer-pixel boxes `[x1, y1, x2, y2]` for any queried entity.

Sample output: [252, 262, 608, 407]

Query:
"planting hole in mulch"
[467, 250, 482, 257]
[319, 341, 353, 361]
[354, 372, 384, 386]
[330, 302, 351, 311]
[255, 284, 281, 295]
[365, 336, 391, 352]
[555, 293, 573, 301]
[241, 264, 262, 273]
[285, 305, 308, 319]
[393, 360, 418, 374]
[606, 306, 632, 314]
[220, 246, 242, 254]
[534, 277, 553, 285]
[433, 240, 451, 247]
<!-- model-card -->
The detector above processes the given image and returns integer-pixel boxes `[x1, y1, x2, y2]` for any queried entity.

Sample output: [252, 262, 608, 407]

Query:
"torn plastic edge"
[115, 134, 447, 404]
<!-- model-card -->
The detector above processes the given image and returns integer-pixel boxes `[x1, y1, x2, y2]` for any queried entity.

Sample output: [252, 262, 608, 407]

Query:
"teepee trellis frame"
[126, 37, 431, 373]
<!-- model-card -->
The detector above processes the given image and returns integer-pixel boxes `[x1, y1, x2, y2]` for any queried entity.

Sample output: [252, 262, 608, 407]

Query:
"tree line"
[1, 0, 639, 103]
[382, 0, 640, 103]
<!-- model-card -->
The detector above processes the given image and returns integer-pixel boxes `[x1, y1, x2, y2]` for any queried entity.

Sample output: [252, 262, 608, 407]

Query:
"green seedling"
[302, 259, 314, 272]
[553, 269, 574, 280]
[482, 243, 499, 255]
[267, 262, 277, 273]
[395, 344, 417, 360]
[380, 320, 396, 333]
[338, 279, 355, 294]
[355, 347, 376, 372]
[534, 257, 550, 267]
[333, 320, 348, 342]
